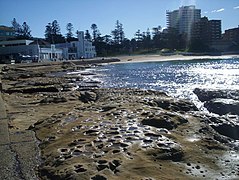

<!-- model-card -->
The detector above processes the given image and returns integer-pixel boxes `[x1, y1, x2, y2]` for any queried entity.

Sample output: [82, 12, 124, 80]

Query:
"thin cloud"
[233, 6, 239, 9]
[211, 8, 225, 13]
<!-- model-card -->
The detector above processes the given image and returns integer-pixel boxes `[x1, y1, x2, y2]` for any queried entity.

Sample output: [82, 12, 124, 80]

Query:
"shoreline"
[1, 60, 239, 179]
[1, 54, 238, 66]
[108, 54, 239, 64]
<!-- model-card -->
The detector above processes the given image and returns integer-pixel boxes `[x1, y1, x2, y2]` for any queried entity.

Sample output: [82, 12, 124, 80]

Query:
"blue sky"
[1, 0, 239, 39]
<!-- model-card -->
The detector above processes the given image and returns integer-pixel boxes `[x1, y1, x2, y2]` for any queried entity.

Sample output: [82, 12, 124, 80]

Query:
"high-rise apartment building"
[166, 5, 201, 37]
[191, 17, 221, 43]
[210, 20, 222, 41]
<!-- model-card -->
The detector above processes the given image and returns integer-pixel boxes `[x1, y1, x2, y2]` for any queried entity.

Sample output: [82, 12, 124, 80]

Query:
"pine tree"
[111, 20, 125, 45]
[45, 23, 52, 42]
[91, 24, 100, 42]
[45, 20, 65, 44]
[11, 18, 22, 37]
[152, 26, 161, 38]
[66, 23, 74, 42]
[118, 22, 125, 43]
[85, 30, 92, 41]
[22, 22, 32, 39]
[51, 20, 61, 35]
[135, 29, 142, 41]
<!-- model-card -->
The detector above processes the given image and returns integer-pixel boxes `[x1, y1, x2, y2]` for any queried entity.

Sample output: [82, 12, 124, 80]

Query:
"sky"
[1, 0, 239, 39]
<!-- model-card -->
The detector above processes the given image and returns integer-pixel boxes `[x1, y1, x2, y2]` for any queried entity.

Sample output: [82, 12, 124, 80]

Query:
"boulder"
[142, 117, 176, 130]
[79, 91, 97, 103]
[141, 113, 188, 130]
[147, 144, 184, 162]
[205, 98, 239, 115]
[91, 175, 107, 180]
[101, 104, 117, 112]
[193, 88, 239, 102]
[152, 98, 198, 112]
[211, 123, 239, 140]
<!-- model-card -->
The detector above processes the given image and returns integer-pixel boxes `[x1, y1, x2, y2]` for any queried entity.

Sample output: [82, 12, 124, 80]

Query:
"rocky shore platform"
[0, 60, 239, 179]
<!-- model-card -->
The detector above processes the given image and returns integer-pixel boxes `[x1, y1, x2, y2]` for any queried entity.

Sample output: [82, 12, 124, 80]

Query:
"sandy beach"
[111, 54, 239, 64]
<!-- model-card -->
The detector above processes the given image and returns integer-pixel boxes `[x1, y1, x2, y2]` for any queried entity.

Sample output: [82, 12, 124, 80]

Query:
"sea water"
[90, 58, 239, 109]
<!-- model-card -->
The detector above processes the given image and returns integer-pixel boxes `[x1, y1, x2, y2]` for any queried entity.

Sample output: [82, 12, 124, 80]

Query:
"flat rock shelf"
[1, 61, 239, 180]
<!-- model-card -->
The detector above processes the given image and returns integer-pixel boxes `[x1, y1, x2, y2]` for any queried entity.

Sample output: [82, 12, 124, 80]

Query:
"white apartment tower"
[166, 6, 201, 38]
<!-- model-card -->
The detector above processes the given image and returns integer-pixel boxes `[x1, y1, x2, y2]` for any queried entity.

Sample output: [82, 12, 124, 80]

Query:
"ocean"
[86, 58, 239, 109]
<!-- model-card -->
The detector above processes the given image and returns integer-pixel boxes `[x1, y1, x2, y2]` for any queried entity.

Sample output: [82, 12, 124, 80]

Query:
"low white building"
[0, 31, 96, 63]
[0, 39, 63, 63]
[55, 31, 96, 59]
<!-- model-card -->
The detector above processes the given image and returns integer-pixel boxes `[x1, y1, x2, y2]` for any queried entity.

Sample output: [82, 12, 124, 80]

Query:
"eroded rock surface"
[2, 63, 239, 180]
[31, 89, 239, 180]
[194, 88, 239, 115]
[205, 98, 239, 115]
[193, 88, 239, 102]
[193, 88, 239, 141]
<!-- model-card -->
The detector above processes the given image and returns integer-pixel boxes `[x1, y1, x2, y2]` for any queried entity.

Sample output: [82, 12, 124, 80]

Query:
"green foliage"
[90, 21, 217, 56]
[66, 23, 74, 42]
[45, 20, 65, 43]
[11, 18, 32, 39]
[188, 40, 210, 52]
[91, 24, 100, 42]
[85, 30, 91, 41]
[111, 20, 124, 45]
[11, 18, 21, 36]
[21, 22, 32, 39]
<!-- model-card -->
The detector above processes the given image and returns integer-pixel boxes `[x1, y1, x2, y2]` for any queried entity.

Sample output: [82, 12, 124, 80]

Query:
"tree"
[45, 23, 52, 41]
[151, 26, 162, 48]
[142, 28, 151, 50]
[91, 24, 100, 42]
[85, 30, 91, 41]
[135, 29, 142, 42]
[11, 18, 22, 37]
[152, 26, 161, 38]
[130, 38, 137, 52]
[65, 23, 77, 42]
[111, 20, 124, 45]
[103, 35, 112, 44]
[188, 39, 210, 52]
[118, 21, 125, 43]
[21, 22, 32, 39]
[11, 18, 32, 39]
[161, 28, 183, 50]
[44, 20, 65, 44]
[52, 20, 61, 35]
[66, 23, 74, 42]
[146, 28, 151, 40]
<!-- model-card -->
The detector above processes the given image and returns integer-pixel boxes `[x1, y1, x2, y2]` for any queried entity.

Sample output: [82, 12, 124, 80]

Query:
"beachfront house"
[55, 31, 96, 60]
[0, 39, 63, 63]
[0, 29, 96, 63]
[0, 26, 15, 41]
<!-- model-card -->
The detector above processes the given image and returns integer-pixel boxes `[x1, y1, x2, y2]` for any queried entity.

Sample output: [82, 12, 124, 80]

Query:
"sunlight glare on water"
[91, 58, 239, 108]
